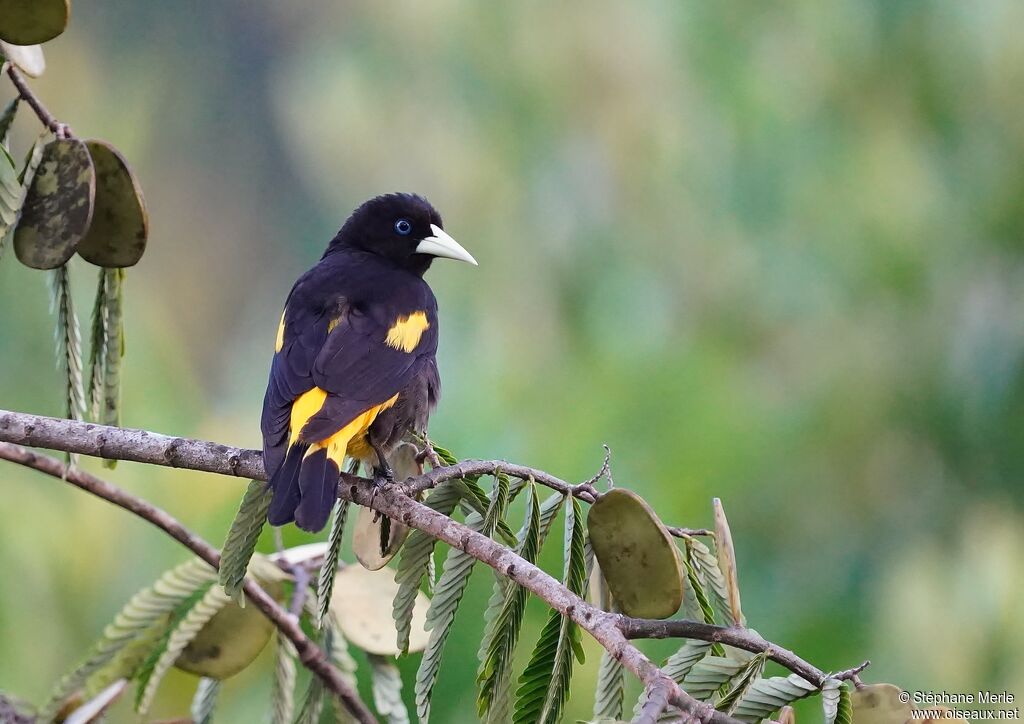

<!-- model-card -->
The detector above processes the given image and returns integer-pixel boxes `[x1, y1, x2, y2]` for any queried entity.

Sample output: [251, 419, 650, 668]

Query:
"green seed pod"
[587, 488, 684, 619]
[0, 0, 68, 46]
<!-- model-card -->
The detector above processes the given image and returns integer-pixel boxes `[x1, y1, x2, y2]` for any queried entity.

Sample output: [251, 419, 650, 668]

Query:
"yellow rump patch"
[308, 393, 400, 466]
[385, 311, 430, 353]
[275, 310, 286, 352]
[289, 387, 400, 466]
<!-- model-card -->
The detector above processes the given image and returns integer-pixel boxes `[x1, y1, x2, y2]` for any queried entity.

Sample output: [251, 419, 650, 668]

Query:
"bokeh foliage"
[1, 1, 1023, 721]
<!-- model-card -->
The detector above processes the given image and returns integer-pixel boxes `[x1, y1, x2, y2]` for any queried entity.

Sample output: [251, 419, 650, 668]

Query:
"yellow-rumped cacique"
[262, 193, 477, 532]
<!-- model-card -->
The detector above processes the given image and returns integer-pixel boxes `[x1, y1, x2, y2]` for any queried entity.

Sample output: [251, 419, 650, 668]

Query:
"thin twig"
[667, 526, 713, 538]
[4, 63, 71, 136]
[287, 565, 312, 618]
[0, 441, 376, 724]
[619, 618, 871, 688]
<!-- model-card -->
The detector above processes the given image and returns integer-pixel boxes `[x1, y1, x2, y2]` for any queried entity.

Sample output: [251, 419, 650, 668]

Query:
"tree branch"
[0, 441, 376, 724]
[0, 408, 868, 721]
[0, 409, 264, 478]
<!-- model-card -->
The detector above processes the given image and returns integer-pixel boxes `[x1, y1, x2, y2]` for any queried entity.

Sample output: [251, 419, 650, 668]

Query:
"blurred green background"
[2, 1, 1023, 721]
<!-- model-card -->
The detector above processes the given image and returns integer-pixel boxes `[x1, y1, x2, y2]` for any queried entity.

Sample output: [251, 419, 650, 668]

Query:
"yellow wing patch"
[289, 387, 328, 445]
[385, 311, 430, 353]
[275, 311, 286, 352]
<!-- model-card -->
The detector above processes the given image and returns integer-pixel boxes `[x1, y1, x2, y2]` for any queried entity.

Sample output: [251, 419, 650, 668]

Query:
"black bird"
[261, 193, 477, 532]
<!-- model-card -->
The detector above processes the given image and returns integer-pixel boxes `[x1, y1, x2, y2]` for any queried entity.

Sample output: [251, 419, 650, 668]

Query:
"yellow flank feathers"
[275, 311, 286, 352]
[306, 394, 400, 466]
[385, 311, 430, 353]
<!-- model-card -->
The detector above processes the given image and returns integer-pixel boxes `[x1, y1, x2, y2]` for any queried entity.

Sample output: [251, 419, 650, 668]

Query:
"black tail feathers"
[267, 443, 338, 533]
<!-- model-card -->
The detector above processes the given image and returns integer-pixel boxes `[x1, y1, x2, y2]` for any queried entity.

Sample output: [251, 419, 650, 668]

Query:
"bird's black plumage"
[261, 193, 474, 532]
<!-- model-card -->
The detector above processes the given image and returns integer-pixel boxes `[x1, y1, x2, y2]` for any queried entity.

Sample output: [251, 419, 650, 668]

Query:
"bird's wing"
[261, 290, 437, 477]
[301, 302, 437, 441]
[260, 294, 333, 477]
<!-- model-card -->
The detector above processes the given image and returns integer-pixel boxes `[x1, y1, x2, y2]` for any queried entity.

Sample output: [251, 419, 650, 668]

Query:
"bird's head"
[327, 193, 477, 275]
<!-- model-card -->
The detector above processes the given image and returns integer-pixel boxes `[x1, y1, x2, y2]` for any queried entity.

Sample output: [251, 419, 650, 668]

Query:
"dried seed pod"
[13, 137, 95, 269]
[352, 443, 420, 570]
[331, 565, 430, 655]
[712, 497, 743, 625]
[0, 41, 45, 77]
[587, 488, 684, 619]
[77, 140, 148, 267]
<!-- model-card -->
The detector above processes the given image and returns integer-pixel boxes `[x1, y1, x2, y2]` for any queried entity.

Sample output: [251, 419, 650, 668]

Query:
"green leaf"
[459, 473, 518, 546]
[325, 610, 359, 689]
[512, 496, 587, 724]
[731, 673, 817, 723]
[219, 479, 272, 604]
[317, 498, 350, 627]
[593, 650, 626, 721]
[49, 264, 86, 441]
[687, 536, 734, 625]
[683, 548, 716, 626]
[41, 558, 218, 719]
[296, 673, 325, 724]
[664, 640, 714, 683]
[476, 484, 551, 721]
[822, 679, 852, 724]
[136, 582, 232, 714]
[0, 97, 18, 146]
[393, 479, 464, 655]
[369, 654, 410, 724]
[416, 478, 508, 722]
[679, 655, 746, 702]
[99, 268, 124, 444]
[190, 677, 220, 724]
[426, 442, 459, 466]
[0, 145, 23, 259]
[18, 132, 46, 185]
[716, 652, 768, 714]
[86, 268, 108, 420]
[270, 633, 297, 724]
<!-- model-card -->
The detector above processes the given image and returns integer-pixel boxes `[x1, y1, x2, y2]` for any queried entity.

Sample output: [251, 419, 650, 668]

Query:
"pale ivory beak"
[415, 224, 478, 266]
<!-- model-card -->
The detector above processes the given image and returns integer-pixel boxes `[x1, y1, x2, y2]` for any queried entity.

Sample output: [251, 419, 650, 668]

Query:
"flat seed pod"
[0, 0, 69, 45]
[0, 41, 45, 77]
[587, 488, 684, 619]
[352, 443, 419, 570]
[353, 507, 410, 571]
[850, 684, 913, 724]
[712, 497, 744, 625]
[330, 565, 430, 655]
[13, 137, 94, 269]
[77, 140, 148, 267]
[174, 593, 277, 680]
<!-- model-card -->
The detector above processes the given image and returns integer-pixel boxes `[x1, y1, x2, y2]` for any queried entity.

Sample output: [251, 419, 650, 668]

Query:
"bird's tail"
[267, 442, 340, 533]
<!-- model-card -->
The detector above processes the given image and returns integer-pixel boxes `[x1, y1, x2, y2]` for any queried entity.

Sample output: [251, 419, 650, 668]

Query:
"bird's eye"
[394, 219, 413, 235]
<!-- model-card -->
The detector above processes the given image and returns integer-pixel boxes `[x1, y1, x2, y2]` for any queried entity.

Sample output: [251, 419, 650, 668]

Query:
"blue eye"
[395, 219, 412, 235]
